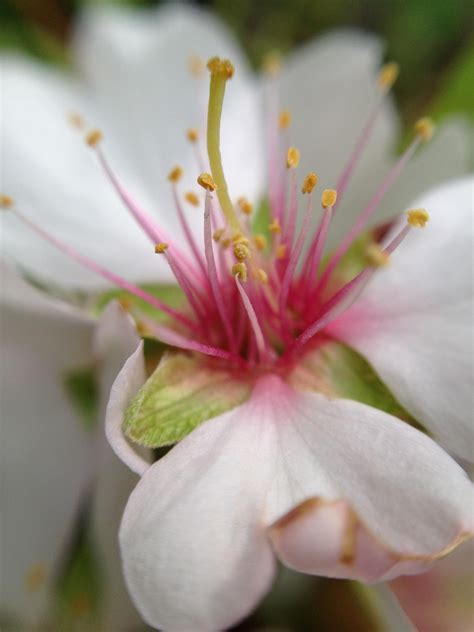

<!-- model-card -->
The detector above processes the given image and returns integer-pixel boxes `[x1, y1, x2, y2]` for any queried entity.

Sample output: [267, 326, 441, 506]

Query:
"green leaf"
[289, 338, 423, 431]
[64, 367, 99, 431]
[124, 353, 251, 447]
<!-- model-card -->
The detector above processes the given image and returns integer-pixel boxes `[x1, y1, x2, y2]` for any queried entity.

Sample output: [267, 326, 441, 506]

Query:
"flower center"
[2, 57, 434, 372]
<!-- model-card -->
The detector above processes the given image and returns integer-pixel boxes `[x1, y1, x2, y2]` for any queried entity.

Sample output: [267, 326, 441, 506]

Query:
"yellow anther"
[0, 194, 14, 208]
[118, 297, 134, 311]
[254, 234, 268, 251]
[197, 172, 217, 192]
[302, 172, 318, 194]
[206, 56, 234, 79]
[221, 237, 232, 249]
[268, 217, 282, 234]
[85, 129, 103, 147]
[365, 243, 390, 267]
[168, 166, 183, 183]
[154, 242, 169, 254]
[185, 191, 200, 206]
[286, 146, 300, 169]
[136, 321, 149, 337]
[255, 268, 268, 284]
[232, 262, 248, 282]
[24, 564, 47, 593]
[189, 55, 204, 76]
[186, 128, 199, 143]
[68, 112, 85, 130]
[378, 62, 399, 90]
[321, 188, 337, 208]
[279, 109, 292, 130]
[237, 196, 253, 215]
[414, 117, 434, 142]
[262, 51, 281, 77]
[276, 243, 288, 259]
[213, 228, 225, 242]
[406, 208, 430, 228]
[232, 232, 250, 244]
[233, 242, 251, 262]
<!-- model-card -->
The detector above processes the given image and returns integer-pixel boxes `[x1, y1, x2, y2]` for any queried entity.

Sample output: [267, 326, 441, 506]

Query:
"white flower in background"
[0, 266, 144, 629]
[1, 4, 473, 632]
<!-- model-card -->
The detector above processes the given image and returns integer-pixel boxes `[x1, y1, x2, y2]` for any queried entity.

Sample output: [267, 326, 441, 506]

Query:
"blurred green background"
[1, 0, 474, 127]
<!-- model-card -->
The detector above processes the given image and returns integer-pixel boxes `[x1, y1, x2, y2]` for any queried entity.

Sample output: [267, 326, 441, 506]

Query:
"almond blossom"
[1, 4, 473, 631]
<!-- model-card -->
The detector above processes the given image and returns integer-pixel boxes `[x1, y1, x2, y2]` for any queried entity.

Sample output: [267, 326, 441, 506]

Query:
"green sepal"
[63, 367, 99, 431]
[92, 283, 186, 323]
[289, 338, 424, 431]
[123, 353, 252, 447]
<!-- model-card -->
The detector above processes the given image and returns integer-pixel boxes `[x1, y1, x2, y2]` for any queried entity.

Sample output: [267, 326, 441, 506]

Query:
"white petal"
[91, 301, 149, 629]
[99, 302, 150, 476]
[265, 380, 473, 582]
[0, 265, 94, 624]
[74, 4, 264, 216]
[329, 176, 474, 461]
[0, 55, 175, 289]
[119, 389, 278, 631]
[280, 31, 399, 246]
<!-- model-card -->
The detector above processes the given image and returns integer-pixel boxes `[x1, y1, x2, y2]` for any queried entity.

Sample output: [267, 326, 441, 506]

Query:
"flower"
[0, 266, 144, 628]
[1, 4, 473, 631]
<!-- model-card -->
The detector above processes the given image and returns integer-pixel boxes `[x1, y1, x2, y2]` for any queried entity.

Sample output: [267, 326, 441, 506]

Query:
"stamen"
[288, 218, 420, 356]
[378, 62, 399, 91]
[254, 234, 268, 251]
[237, 196, 253, 215]
[269, 217, 282, 234]
[276, 243, 287, 259]
[255, 268, 268, 284]
[154, 242, 169, 254]
[206, 56, 242, 232]
[279, 188, 316, 325]
[68, 112, 85, 130]
[232, 262, 248, 282]
[139, 313, 244, 365]
[406, 208, 430, 228]
[168, 166, 183, 183]
[13, 207, 197, 331]
[279, 109, 292, 130]
[318, 135, 423, 292]
[197, 172, 217, 191]
[170, 185, 208, 281]
[185, 191, 200, 206]
[203, 191, 237, 352]
[233, 242, 251, 262]
[213, 228, 225, 242]
[286, 147, 300, 170]
[414, 117, 435, 142]
[302, 172, 317, 194]
[234, 275, 267, 361]
[0, 194, 14, 208]
[85, 128, 103, 147]
[321, 188, 337, 208]
[186, 128, 199, 143]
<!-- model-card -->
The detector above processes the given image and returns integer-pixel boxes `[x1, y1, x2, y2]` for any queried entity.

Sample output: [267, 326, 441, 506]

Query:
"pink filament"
[14, 209, 197, 332]
[203, 192, 237, 353]
[317, 138, 420, 293]
[235, 276, 268, 362]
[288, 221, 414, 355]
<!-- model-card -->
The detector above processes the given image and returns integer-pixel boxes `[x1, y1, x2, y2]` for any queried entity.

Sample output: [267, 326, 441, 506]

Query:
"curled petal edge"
[105, 340, 150, 476]
[269, 497, 472, 584]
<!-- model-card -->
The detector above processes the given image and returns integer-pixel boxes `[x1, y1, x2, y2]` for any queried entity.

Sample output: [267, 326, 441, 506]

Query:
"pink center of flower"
[3, 57, 433, 373]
